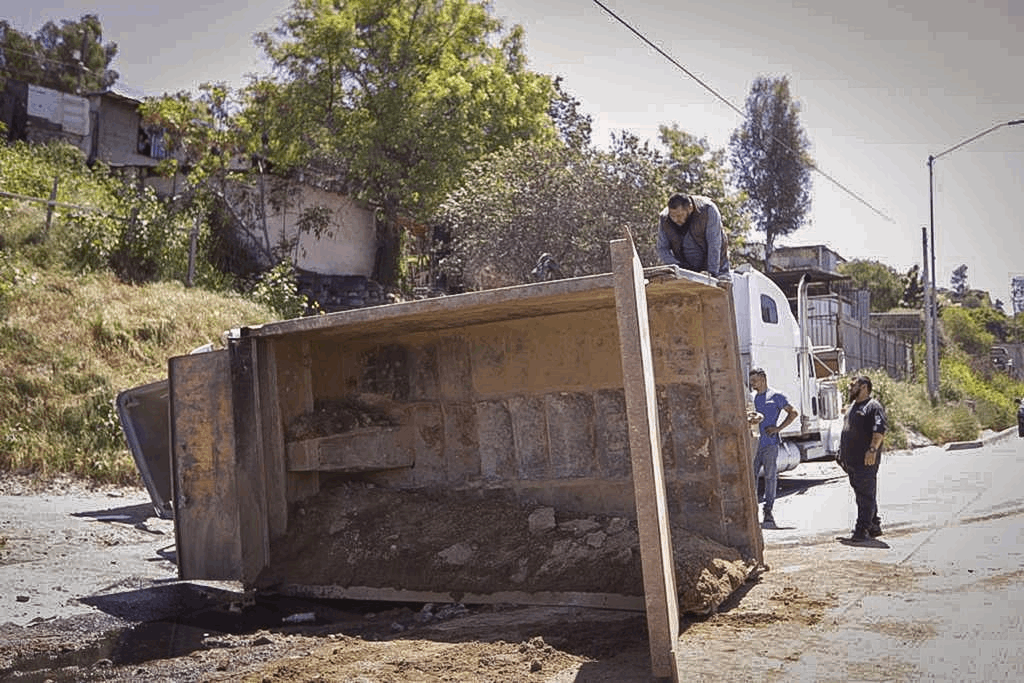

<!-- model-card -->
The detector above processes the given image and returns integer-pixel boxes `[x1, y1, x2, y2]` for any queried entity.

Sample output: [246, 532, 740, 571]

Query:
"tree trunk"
[372, 205, 401, 288]
[764, 231, 775, 272]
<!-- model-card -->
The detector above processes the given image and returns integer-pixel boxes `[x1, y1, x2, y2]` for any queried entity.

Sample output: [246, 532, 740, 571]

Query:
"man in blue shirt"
[749, 368, 798, 528]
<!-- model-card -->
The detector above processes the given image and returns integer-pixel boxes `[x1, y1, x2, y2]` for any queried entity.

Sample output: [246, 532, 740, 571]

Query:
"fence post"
[186, 215, 200, 288]
[44, 176, 59, 236]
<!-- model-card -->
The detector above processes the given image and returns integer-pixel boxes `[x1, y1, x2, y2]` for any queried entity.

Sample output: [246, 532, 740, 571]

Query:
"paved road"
[2, 433, 1022, 681]
[750, 430, 1024, 681]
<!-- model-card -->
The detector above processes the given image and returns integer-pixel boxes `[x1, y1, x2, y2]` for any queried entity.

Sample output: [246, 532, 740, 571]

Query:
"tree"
[951, 264, 969, 297]
[141, 84, 298, 274]
[0, 15, 118, 93]
[659, 124, 751, 262]
[437, 133, 666, 290]
[728, 75, 812, 266]
[941, 306, 994, 357]
[837, 259, 903, 312]
[900, 264, 923, 308]
[253, 0, 556, 287]
[548, 77, 592, 151]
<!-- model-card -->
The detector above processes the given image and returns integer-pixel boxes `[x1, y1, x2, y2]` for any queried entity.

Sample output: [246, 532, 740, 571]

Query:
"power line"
[590, 0, 896, 224]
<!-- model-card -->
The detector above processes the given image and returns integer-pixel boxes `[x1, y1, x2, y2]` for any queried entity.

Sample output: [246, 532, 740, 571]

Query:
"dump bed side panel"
[169, 350, 242, 580]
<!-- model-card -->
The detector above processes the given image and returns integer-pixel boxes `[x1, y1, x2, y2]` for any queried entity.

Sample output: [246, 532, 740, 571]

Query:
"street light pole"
[925, 118, 1024, 403]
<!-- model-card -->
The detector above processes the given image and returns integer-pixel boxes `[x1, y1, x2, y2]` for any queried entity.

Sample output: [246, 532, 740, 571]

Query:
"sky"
[4, 0, 1022, 306]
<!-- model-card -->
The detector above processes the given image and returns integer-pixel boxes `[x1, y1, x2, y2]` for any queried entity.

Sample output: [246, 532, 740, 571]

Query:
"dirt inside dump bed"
[258, 480, 754, 615]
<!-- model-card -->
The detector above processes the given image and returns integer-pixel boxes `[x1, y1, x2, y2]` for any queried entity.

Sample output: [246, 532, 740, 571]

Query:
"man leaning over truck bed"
[655, 193, 731, 279]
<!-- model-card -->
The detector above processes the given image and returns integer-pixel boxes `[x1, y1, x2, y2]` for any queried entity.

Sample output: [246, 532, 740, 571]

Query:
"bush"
[941, 306, 994, 356]
[248, 261, 311, 320]
[1, 141, 195, 284]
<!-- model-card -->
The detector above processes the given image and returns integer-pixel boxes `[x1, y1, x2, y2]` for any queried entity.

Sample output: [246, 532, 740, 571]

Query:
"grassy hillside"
[1, 207, 277, 486]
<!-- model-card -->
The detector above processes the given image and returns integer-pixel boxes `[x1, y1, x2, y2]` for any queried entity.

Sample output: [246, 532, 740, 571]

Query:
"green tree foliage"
[728, 75, 812, 262]
[950, 264, 969, 297]
[548, 76, 592, 151]
[437, 133, 665, 290]
[1008, 313, 1024, 343]
[140, 84, 252, 187]
[900, 264, 923, 308]
[837, 259, 903, 312]
[253, 0, 556, 286]
[941, 306, 995, 357]
[0, 15, 118, 93]
[659, 124, 751, 260]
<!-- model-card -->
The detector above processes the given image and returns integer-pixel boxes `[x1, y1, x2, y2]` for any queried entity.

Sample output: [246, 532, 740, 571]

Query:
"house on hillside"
[85, 84, 166, 170]
[2, 79, 386, 310]
[1, 80, 90, 149]
[763, 244, 913, 379]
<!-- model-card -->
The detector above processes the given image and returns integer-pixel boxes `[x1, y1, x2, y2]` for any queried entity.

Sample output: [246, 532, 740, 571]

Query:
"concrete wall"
[768, 245, 845, 273]
[264, 181, 376, 276]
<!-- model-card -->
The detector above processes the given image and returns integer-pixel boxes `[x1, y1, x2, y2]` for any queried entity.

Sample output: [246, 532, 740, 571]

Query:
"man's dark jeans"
[847, 464, 880, 532]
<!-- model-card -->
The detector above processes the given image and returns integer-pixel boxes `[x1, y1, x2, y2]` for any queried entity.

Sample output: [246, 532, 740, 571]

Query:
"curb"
[945, 426, 1019, 451]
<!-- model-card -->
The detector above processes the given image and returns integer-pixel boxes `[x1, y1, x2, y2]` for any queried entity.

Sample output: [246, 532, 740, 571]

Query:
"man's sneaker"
[762, 512, 776, 529]
[867, 523, 883, 538]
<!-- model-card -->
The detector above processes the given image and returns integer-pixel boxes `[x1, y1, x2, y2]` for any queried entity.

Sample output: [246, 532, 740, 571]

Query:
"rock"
[527, 507, 556, 534]
[437, 542, 474, 565]
[557, 518, 601, 535]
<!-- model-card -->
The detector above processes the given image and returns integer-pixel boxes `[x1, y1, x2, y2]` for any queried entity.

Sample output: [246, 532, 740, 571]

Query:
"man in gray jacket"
[655, 193, 731, 278]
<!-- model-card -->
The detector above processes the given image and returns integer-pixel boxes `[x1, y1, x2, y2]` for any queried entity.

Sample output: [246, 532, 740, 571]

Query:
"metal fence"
[807, 311, 912, 379]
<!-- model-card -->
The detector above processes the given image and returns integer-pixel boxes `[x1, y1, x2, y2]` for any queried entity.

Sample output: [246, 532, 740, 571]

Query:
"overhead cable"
[591, 0, 895, 224]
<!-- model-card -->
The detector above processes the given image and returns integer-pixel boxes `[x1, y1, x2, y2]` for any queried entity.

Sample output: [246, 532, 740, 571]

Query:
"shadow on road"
[835, 536, 891, 549]
[72, 501, 155, 525]
[776, 475, 846, 498]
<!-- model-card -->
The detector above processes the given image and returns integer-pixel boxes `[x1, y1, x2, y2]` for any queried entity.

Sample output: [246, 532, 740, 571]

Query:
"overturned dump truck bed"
[169, 249, 763, 616]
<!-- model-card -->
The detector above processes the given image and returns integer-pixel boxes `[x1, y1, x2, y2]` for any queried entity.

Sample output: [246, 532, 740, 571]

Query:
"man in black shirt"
[838, 375, 887, 543]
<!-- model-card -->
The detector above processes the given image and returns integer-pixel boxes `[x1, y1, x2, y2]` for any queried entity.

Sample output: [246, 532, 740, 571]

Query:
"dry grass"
[0, 255, 277, 485]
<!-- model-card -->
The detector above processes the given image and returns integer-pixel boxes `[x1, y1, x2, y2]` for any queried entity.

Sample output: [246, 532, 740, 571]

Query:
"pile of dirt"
[258, 481, 754, 615]
[285, 395, 401, 441]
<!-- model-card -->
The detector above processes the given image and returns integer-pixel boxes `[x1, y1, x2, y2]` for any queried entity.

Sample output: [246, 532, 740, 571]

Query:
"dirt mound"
[259, 481, 753, 614]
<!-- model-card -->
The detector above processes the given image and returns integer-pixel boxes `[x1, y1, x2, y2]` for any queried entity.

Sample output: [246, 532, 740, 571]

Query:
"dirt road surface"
[2, 430, 1023, 681]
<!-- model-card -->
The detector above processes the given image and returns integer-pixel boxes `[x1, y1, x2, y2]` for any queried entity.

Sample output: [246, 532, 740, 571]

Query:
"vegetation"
[900, 264, 923, 308]
[728, 75, 813, 263]
[838, 259, 905, 312]
[854, 300, 1024, 450]
[251, 0, 556, 287]
[0, 232, 276, 484]
[438, 123, 754, 290]
[438, 134, 662, 289]
[0, 14, 118, 93]
[0, 141, 283, 485]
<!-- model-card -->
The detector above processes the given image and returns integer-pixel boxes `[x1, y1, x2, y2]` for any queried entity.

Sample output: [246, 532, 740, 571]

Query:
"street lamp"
[926, 118, 1024, 402]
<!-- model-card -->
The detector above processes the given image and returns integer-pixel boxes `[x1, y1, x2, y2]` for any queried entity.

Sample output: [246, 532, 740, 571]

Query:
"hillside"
[0, 252, 277, 485]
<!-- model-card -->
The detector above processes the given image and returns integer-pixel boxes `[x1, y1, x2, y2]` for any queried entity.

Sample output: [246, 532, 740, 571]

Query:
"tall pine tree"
[728, 75, 812, 267]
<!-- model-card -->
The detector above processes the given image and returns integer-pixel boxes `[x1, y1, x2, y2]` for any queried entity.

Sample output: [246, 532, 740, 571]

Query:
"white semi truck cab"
[730, 264, 843, 472]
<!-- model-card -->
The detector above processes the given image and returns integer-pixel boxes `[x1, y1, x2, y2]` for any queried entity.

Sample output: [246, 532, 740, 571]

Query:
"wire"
[590, 0, 896, 224]
[0, 44, 93, 71]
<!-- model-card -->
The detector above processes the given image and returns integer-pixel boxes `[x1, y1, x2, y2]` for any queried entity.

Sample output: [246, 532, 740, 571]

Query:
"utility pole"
[926, 119, 1024, 403]
[921, 228, 936, 395]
